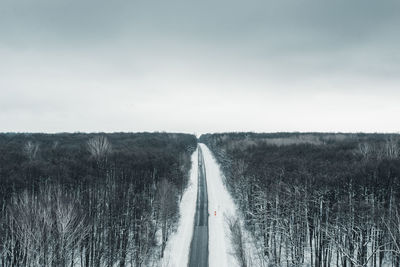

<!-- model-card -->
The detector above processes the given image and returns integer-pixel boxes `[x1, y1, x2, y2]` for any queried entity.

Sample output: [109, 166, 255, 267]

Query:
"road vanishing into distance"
[188, 147, 209, 267]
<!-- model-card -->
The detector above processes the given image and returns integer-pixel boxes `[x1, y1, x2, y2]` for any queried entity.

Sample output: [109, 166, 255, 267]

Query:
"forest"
[200, 132, 400, 267]
[0, 132, 197, 267]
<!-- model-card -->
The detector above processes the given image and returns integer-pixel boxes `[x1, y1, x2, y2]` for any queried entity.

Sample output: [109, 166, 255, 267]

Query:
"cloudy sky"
[1, 0, 399, 134]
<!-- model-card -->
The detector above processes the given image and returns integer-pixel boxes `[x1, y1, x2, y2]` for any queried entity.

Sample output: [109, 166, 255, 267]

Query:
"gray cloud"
[0, 0, 399, 133]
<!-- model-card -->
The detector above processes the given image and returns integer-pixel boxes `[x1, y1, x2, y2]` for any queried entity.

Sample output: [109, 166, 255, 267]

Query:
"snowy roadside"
[200, 143, 262, 267]
[160, 147, 199, 267]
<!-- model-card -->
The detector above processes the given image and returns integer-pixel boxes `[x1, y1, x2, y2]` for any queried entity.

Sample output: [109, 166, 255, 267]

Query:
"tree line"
[200, 132, 400, 267]
[0, 132, 197, 267]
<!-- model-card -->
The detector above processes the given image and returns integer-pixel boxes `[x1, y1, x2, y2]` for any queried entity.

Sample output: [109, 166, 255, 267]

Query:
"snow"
[201, 143, 262, 267]
[200, 144, 239, 267]
[161, 147, 198, 267]
[162, 144, 260, 267]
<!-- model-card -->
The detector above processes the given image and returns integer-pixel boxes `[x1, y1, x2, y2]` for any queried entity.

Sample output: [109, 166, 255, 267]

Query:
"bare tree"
[87, 136, 112, 160]
[8, 185, 87, 267]
[87, 136, 112, 164]
[155, 179, 178, 258]
[23, 141, 39, 161]
[383, 209, 400, 257]
[227, 215, 247, 267]
[384, 137, 399, 159]
[357, 142, 372, 159]
[54, 188, 88, 266]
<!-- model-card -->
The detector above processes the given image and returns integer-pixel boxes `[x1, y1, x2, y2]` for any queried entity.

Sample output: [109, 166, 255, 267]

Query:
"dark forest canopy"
[200, 132, 400, 267]
[0, 132, 197, 266]
[0, 132, 196, 196]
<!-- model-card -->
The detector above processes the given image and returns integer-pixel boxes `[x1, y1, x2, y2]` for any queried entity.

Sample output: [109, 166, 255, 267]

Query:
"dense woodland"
[0, 132, 197, 267]
[200, 133, 400, 267]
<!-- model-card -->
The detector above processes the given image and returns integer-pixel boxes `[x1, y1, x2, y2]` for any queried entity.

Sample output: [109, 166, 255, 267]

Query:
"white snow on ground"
[161, 148, 199, 267]
[200, 144, 239, 267]
[201, 143, 262, 267]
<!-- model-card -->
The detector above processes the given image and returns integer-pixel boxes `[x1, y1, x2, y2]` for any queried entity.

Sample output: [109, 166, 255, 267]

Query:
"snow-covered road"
[188, 147, 209, 267]
[163, 144, 249, 267]
[200, 144, 238, 267]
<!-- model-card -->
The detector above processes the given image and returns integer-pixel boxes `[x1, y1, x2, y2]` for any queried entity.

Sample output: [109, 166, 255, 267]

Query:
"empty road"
[188, 146, 209, 267]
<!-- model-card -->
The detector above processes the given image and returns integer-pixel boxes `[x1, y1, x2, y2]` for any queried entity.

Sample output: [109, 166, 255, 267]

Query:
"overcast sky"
[1, 0, 399, 134]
